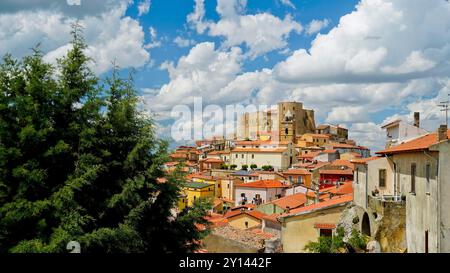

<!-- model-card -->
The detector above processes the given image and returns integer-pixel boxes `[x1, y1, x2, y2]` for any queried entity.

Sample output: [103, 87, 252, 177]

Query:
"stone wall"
[338, 199, 406, 253]
[202, 233, 261, 253]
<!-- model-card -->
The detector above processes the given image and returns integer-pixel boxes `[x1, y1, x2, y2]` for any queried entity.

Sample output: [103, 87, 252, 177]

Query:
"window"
[288, 175, 293, 182]
[236, 154, 238, 158]
[320, 229, 333, 237]
[379, 169, 386, 188]
[285, 128, 289, 135]
[298, 176, 303, 184]
[245, 221, 249, 229]
[227, 183, 230, 189]
[411, 163, 416, 194]
[251, 154, 255, 159]
[426, 163, 431, 194]
[241, 154, 244, 159]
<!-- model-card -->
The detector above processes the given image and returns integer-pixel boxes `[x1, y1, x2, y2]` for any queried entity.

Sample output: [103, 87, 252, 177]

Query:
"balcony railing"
[374, 194, 404, 202]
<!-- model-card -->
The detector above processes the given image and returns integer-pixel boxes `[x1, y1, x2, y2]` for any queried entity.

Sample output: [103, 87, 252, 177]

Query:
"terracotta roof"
[269, 192, 307, 210]
[224, 209, 266, 220]
[330, 159, 355, 170]
[319, 149, 338, 154]
[314, 223, 336, 229]
[201, 158, 224, 163]
[292, 161, 330, 169]
[187, 173, 217, 180]
[262, 213, 281, 223]
[328, 143, 369, 150]
[376, 130, 450, 155]
[231, 148, 287, 153]
[280, 194, 353, 219]
[235, 180, 289, 189]
[282, 169, 312, 175]
[234, 140, 291, 145]
[170, 153, 187, 159]
[321, 182, 353, 195]
[301, 134, 330, 138]
[156, 177, 167, 184]
[351, 156, 382, 164]
[319, 169, 353, 175]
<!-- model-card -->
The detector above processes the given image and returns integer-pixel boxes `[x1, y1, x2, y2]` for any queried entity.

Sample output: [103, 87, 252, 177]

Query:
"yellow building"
[224, 209, 266, 230]
[189, 174, 221, 198]
[279, 195, 353, 252]
[178, 193, 188, 211]
[182, 182, 214, 207]
[297, 133, 330, 147]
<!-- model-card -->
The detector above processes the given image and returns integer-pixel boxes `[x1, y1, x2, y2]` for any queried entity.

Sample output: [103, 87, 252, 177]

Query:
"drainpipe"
[365, 164, 369, 210]
[384, 154, 396, 198]
[424, 150, 439, 252]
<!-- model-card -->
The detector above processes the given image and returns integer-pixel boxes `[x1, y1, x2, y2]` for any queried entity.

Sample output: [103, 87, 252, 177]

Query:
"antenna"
[438, 94, 450, 127]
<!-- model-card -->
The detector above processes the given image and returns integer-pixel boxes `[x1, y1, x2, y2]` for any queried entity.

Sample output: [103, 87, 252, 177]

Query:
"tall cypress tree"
[0, 24, 210, 253]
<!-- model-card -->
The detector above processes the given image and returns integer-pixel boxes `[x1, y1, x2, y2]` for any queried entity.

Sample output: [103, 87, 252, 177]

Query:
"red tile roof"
[376, 130, 450, 155]
[187, 173, 217, 180]
[351, 156, 382, 164]
[280, 194, 353, 218]
[201, 158, 224, 163]
[232, 148, 287, 153]
[330, 159, 355, 170]
[319, 149, 338, 154]
[282, 169, 312, 175]
[235, 180, 289, 189]
[314, 223, 336, 229]
[224, 209, 266, 220]
[269, 192, 307, 210]
[321, 182, 353, 195]
[328, 143, 369, 150]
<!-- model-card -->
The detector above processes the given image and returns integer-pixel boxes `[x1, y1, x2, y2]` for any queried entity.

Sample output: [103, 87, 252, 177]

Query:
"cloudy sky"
[1, 0, 450, 152]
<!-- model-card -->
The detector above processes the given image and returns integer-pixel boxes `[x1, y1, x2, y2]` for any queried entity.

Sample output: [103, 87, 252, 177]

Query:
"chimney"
[437, 125, 448, 142]
[414, 112, 420, 128]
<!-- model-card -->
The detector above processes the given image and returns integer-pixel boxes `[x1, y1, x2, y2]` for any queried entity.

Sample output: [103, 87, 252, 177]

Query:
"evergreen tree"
[0, 24, 210, 253]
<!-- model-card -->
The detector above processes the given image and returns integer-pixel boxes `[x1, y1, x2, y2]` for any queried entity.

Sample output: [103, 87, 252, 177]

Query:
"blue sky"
[126, 0, 360, 89]
[1, 0, 449, 152]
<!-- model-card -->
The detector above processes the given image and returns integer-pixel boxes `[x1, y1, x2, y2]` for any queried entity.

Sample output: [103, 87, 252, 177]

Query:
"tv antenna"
[438, 94, 450, 127]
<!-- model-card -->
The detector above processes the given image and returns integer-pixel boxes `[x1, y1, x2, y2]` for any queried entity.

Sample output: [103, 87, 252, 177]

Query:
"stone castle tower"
[278, 102, 315, 142]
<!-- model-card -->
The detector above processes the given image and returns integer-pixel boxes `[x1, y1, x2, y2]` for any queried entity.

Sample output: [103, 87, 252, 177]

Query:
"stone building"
[352, 125, 450, 253]
[237, 101, 315, 141]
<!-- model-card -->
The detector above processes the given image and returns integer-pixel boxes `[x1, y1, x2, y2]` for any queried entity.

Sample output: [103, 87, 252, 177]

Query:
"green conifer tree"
[0, 23, 210, 253]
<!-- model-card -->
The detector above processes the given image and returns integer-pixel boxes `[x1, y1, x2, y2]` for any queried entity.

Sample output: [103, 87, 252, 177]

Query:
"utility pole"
[438, 94, 450, 127]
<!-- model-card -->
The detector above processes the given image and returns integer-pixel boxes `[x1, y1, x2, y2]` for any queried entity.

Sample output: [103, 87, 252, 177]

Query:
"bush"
[241, 165, 248, 171]
[261, 165, 273, 171]
[348, 229, 368, 250]
[250, 164, 257, 170]
[230, 164, 237, 170]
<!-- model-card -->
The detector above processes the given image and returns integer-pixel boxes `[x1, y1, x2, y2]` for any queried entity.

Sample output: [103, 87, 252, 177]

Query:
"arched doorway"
[362, 212, 371, 236]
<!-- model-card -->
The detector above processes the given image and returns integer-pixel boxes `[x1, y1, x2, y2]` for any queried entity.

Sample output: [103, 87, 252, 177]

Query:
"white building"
[234, 180, 288, 206]
[230, 140, 298, 171]
[381, 112, 428, 149]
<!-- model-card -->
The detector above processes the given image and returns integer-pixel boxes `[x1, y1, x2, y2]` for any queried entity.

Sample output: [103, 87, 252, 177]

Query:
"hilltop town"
[165, 101, 450, 253]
